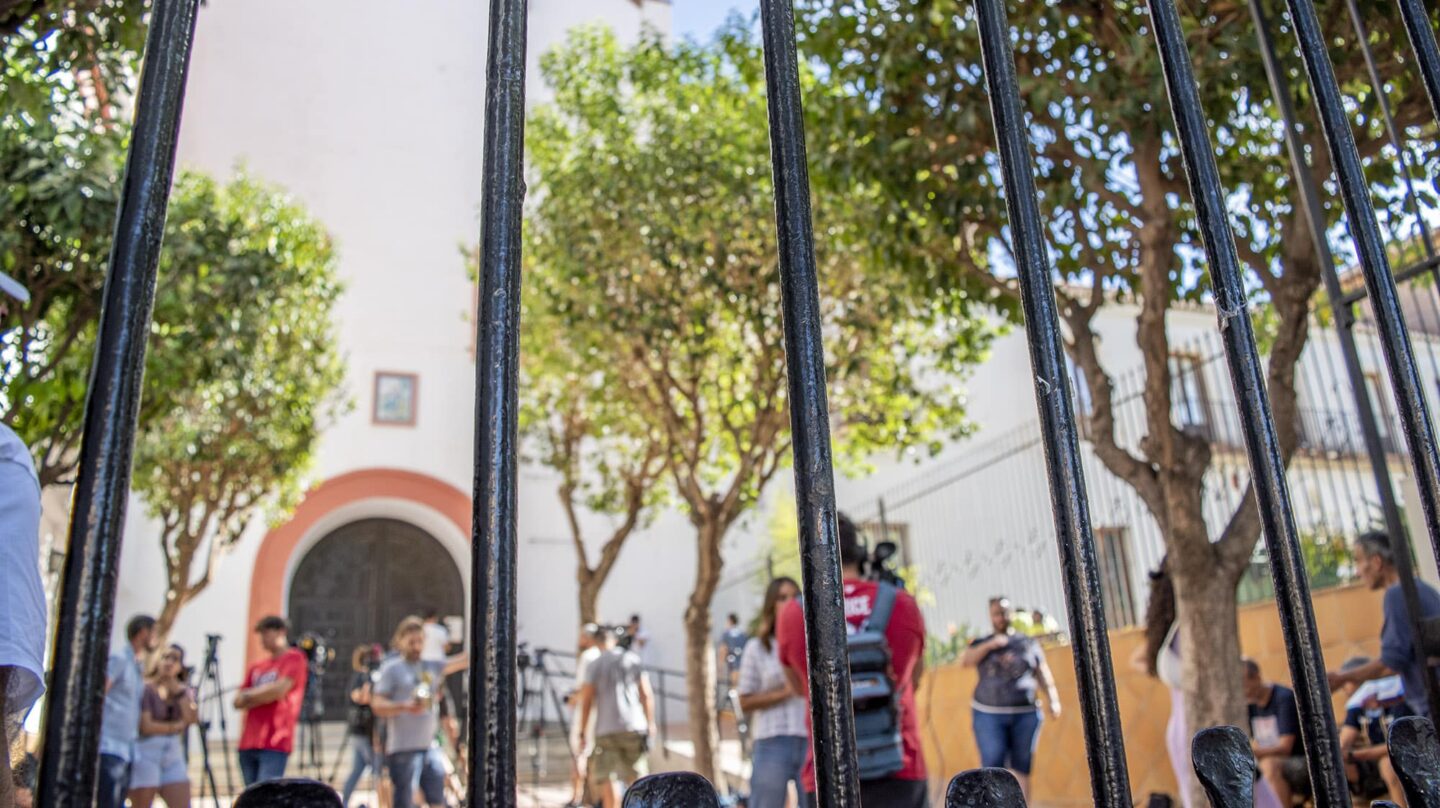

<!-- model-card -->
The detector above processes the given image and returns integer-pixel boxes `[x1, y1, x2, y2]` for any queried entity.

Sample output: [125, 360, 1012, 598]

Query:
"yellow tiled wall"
[915, 583, 1386, 806]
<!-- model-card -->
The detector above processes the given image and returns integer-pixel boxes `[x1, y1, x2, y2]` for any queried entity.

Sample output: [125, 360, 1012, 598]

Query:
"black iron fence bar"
[1281, 0, 1440, 613]
[34, 0, 201, 803]
[757, 0, 863, 804]
[467, 0, 528, 804]
[1394, 0, 1440, 126]
[1146, 0, 1351, 804]
[1246, 0, 1440, 723]
[1343, 0, 1436, 264]
[1339, 256, 1440, 307]
[970, 0, 1133, 804]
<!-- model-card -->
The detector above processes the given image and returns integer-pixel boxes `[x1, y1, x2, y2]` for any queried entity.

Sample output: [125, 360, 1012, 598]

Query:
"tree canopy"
[796, 0, 1439, 775]
[135, 170, 346, 640]
[522, 23, 1000, 780]
[3, 0, 346, 640]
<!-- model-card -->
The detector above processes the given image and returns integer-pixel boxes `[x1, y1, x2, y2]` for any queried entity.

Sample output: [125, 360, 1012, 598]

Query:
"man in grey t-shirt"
[578, 626, 655, 808]
[373, 617, 465, 808]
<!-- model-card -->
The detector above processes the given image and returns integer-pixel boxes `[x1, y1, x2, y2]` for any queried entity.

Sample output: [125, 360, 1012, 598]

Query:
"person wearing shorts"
[962, 597, 1062, 802]
[129, 644, 198, 807]
[577, 625, 655, 808]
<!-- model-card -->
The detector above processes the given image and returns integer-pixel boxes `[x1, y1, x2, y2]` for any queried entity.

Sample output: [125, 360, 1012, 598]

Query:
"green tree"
[518, 293, 669, 625]
[798, 0, 1438, 777]
[1, 0, 152, 484]
[3, 3, 347, 640]
[524, 26, 997, 781]
[135, 171, 346, 643]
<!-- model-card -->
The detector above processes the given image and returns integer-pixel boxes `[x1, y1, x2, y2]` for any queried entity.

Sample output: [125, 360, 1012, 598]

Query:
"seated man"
[1336, 656, 1410, 805]
[1245, 658, 1309, 806]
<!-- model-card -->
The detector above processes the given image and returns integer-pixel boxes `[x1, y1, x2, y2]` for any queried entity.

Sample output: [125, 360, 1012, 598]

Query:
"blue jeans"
[238, 748, 290, 786]
[972, 708, 1042, 774]
[95, 754, 130, 808]
[386, 748, 446, 808]
[342, 734, 380, 806]
[749, 735, 807, 808]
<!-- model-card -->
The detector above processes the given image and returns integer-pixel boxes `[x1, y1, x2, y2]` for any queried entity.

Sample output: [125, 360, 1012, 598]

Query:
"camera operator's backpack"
[847, 582, 905, 780]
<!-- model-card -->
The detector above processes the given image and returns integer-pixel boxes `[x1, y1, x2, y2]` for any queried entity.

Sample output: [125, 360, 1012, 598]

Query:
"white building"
[830, 298, 1440, 638]
[90, 0, 791, 718]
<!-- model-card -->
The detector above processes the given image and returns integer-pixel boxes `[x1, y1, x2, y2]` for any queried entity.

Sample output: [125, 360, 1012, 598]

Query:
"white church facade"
[90, 0, 785, 713]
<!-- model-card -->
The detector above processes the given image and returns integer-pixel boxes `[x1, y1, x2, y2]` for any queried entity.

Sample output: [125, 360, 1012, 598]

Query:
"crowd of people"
[77, 609, 470, 808]
[1136, 530, 1435, 808]
[1, 254, 1438, 808]
[681, 519, 1435, 808]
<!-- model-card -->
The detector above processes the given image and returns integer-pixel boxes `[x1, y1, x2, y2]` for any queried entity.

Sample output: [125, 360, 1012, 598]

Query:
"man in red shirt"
[233, 615, 309, 785]
[776, 513, 928, 807]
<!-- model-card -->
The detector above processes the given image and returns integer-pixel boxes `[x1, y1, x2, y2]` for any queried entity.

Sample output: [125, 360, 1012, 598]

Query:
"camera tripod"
[294, 662, 328, 779]
[516, 647, 577, 801]
[194, 634, 235, 802]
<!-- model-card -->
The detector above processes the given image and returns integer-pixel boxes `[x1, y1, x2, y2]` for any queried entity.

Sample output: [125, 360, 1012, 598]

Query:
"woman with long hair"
[128, 644, 198, 808]
[341, 644, 382, 807]
[737, 576, 805, 808]
[1131, 560, 1281, 808]
[1132, 560, 1191, 806]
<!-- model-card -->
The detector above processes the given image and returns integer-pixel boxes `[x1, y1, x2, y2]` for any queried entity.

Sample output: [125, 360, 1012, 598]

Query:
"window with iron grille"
[1094, 526, 1138, 629]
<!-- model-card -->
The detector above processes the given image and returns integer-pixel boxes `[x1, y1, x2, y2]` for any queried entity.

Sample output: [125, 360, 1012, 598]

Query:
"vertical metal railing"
[1393, 0, 1440, 124]
[1279, 0, 1440, 595]
[34, 0, 201, 804]
[969, 0, 1134, 804]
[1147, 0, 1351, 803]
[28, 0, 1440, 806]
[757, 0, 863, 804]
[467, 0, 528, 805]
[1244, 0, 1440, 724]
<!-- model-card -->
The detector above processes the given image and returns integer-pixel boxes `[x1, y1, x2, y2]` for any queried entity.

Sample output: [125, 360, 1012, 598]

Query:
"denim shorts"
[972, 707, 1043, 774]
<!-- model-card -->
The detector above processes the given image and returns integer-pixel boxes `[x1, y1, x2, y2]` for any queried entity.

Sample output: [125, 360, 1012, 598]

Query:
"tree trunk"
[1171, 534, 1248, 807]
[578, 571, 601, 626]
[682, 516, 725, 785]
[154, 584, 188, 651]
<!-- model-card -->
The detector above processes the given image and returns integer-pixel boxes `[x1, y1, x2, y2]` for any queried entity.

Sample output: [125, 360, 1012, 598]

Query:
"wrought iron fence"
[25, 0, 1440, 804]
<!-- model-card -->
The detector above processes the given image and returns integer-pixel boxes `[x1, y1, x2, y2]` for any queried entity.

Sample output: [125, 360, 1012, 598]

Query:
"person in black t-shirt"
[341, 645, 382, 807]
[961, 596, 1061, 802]
[1244, 658, 1309, 806]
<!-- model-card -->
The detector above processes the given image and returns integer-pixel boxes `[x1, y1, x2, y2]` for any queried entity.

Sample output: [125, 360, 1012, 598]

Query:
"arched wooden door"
[288, 518, 464, 719]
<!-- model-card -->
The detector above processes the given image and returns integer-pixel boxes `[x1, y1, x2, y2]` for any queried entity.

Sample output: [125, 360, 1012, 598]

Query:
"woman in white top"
[1131, 560, 1282, 808]
[738, 577, 805, 808]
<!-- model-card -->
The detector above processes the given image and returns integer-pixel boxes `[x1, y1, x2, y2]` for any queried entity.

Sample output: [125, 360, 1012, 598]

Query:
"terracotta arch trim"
[246, 468, 470, 666]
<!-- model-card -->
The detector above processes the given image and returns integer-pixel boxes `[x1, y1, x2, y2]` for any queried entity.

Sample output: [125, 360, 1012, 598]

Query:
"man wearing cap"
[0, 270, 45, 808]
[233, 616, 309, 785]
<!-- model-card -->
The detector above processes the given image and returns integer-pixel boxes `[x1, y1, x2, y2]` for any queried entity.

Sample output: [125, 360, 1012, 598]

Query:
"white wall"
[97, 0, 759, 717]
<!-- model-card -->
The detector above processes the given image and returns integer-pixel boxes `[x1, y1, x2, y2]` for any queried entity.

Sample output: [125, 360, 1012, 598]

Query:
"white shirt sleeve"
[737, 638, 765, 697]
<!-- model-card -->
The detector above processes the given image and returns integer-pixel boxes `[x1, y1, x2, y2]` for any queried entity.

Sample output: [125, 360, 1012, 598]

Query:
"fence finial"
[1387, 716, 1440, 808]
[620, 772, 722, 807]
[945, 767, 1028, 807]
[233, 779, 342, 808]
[1191, 726, 1256, 808]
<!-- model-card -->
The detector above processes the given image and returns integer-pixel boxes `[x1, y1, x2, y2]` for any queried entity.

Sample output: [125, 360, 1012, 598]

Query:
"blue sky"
[672, 0, 760, 40]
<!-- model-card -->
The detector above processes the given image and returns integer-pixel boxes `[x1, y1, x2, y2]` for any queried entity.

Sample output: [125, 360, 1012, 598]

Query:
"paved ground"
[183, 720, 749, 807]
